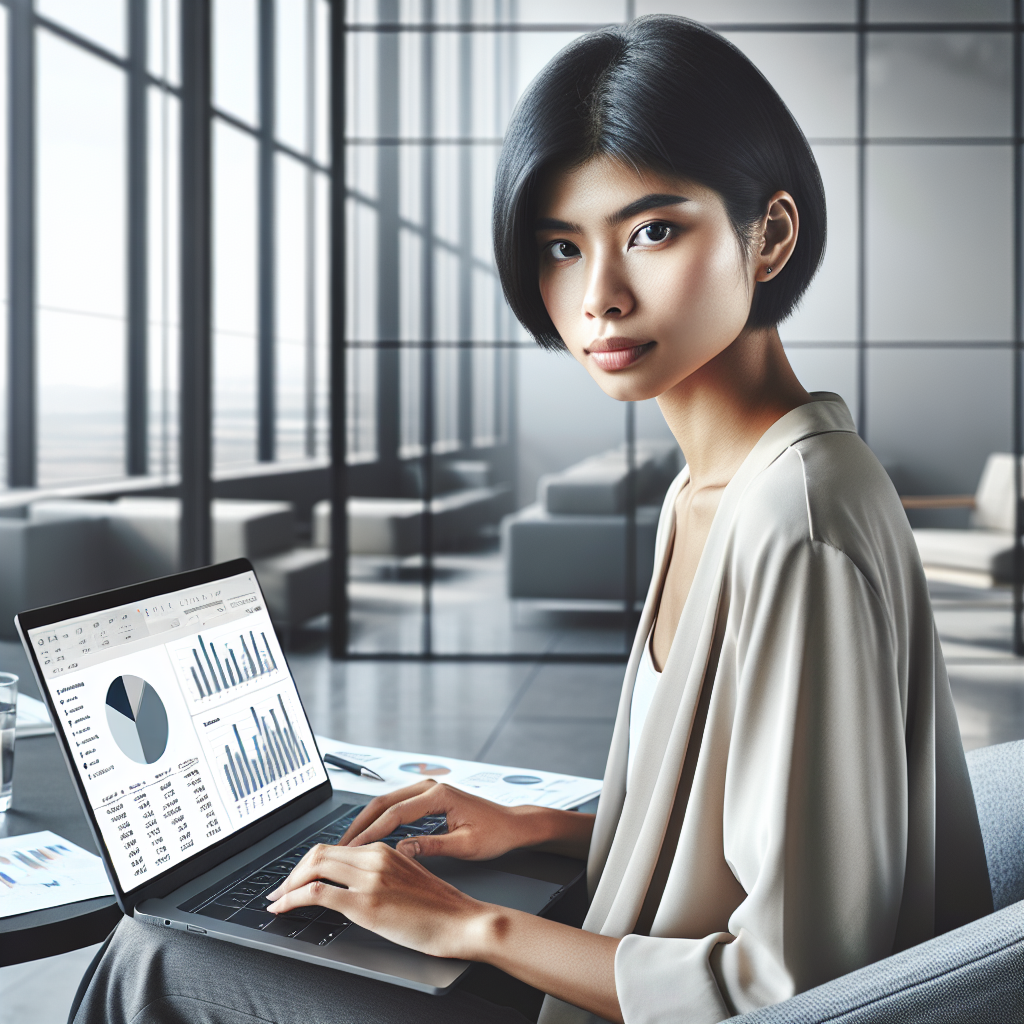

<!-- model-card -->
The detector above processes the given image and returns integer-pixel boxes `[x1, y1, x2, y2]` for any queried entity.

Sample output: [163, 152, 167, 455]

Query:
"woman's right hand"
[338, 780, 557, 861]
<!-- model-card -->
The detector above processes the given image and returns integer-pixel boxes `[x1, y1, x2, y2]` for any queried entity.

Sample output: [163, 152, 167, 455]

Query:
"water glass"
[0, 673, 17, 813]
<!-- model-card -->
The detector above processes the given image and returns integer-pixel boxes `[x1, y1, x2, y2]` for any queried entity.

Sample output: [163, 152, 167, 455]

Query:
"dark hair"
[493, 15, 827, 351]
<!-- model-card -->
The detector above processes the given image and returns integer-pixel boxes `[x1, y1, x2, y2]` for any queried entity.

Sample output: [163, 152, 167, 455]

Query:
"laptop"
[16, 558, 567, 993]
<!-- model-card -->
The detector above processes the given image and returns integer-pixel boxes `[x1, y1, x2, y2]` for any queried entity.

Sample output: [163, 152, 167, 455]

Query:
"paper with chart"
[0, 831, 112, 918]
[314, 736, 602, 811]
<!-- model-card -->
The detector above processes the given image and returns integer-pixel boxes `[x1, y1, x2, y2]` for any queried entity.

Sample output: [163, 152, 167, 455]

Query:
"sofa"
[502, 441, 680, 602]
[0, 498, 328, 638]
[312, 459, 512, 558]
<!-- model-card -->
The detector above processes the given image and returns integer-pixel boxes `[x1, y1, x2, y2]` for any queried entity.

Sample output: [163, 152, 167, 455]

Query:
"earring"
[765, 267, 773, 274]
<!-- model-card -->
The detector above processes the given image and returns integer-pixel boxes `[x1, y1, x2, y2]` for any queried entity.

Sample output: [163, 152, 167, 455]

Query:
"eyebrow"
[608, 193, 689, 224]
[535, 193, 689, 233]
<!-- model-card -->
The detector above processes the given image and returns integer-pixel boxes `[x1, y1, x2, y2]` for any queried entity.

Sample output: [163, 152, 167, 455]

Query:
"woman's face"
[536, 156, 760, 402]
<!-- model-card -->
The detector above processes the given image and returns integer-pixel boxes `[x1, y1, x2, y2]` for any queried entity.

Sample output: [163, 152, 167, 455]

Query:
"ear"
[753, 191, 799, 284]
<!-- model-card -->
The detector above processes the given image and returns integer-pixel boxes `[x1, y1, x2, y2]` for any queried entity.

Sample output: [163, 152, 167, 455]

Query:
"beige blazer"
[539, 394, 991, 1024]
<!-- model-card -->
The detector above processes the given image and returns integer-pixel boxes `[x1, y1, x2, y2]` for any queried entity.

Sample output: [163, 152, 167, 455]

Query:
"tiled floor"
[3, 572, 1024, 1022]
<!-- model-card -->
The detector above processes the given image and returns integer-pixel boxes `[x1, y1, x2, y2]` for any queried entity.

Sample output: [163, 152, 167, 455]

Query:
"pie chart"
[399, 762, 450, 777]
[105, 675, 168, 765]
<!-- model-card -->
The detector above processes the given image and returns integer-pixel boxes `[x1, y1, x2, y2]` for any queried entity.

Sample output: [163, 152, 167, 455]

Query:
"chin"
[590, 369, 670, 404]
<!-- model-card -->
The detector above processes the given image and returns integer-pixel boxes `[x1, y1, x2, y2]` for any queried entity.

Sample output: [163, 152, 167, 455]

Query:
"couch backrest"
[538, 441, 680, 515]
[965, 739, 1024, 910]
[972, 453, 1021, 532]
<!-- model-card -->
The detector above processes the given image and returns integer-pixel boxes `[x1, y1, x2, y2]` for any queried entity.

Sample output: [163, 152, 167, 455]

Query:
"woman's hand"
[265, 841, 489, 959]
[267, 838, 624, 1022]
[337, 780, 577, 861]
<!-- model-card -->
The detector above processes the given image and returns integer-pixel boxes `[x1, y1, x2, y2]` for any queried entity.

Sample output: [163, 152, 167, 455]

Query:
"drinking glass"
[0, 673, 17, 813]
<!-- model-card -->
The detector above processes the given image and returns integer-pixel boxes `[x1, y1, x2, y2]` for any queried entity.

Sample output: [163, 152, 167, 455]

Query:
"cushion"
[912, 528, 1015, 581]
[972, 453, 1020, 532]
[966, 740, 1024, 911]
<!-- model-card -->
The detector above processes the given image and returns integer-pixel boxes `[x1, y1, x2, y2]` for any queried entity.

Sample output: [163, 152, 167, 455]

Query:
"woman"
[75, 15, 991, 1024]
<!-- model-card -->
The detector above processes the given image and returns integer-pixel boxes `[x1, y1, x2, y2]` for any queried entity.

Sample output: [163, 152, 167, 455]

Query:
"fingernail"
[407, 840, 420, 857]
[267, 900, 279, 913]
[267, 888, 281, 900]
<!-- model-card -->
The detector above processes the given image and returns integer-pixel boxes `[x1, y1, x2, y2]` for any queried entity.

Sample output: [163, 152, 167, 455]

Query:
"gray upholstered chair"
[728, 739, 1024, 1023]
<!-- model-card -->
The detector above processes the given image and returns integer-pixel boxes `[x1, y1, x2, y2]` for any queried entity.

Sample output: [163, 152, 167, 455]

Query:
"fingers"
[395, 830, 476, 861]
[338, 782, 436, 846]
[267, 877, 349, 917]
[346, 787, 452, 848]
[267, 842, 373, 905]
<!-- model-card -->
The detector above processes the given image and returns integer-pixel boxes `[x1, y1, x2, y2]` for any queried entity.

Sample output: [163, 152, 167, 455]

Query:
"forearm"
[464, 906, 623, 1023]
[512, 807, 595, 859]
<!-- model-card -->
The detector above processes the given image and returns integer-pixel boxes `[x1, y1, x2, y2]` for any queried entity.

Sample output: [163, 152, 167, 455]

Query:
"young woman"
[75, 15, 991, 1024]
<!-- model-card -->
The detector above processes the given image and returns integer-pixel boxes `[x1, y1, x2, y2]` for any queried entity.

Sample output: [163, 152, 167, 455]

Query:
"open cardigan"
[539, 394, 992, 1024]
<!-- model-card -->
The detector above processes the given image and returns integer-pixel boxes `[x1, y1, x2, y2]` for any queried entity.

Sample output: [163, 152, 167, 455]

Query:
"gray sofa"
[312, 459, 512, 557]
[0, 498, 328, 638]
[502, 442, 680, 602]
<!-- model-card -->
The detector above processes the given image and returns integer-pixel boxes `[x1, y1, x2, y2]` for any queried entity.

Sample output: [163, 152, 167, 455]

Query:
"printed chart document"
[0, 831, 112, 918]
[314, 736, 601, 811]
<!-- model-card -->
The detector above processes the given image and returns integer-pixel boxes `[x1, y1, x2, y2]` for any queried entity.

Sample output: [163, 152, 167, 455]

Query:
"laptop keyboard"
[179, 804, 447, 947]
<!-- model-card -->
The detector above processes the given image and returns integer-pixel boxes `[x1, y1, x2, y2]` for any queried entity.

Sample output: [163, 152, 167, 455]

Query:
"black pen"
[324, 752, 385, 782]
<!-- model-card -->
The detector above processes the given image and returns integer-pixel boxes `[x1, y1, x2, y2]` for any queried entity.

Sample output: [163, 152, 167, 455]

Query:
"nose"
[582, 252, 635, 321]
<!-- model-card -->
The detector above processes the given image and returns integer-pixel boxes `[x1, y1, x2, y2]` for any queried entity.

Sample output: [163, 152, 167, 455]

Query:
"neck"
[656, 326, 811, 490]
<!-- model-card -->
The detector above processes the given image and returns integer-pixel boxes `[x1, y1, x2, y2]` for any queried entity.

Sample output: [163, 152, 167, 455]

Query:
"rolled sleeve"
[615, 933, 734, 1024]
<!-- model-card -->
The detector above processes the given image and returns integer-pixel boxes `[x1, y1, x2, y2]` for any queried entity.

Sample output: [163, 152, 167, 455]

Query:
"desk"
[0, 735, 123, 967]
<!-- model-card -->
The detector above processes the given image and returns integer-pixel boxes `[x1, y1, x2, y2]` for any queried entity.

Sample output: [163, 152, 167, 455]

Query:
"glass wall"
[340, 0, 1023, 659]
[0, 0, 330, 491]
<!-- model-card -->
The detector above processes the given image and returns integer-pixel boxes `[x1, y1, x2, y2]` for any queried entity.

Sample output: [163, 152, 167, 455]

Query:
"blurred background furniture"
[905, 453, 1021, 587]
[312, 458, 512, 558]
[0, 499, 327, 638]
[501, 442, 680, 602]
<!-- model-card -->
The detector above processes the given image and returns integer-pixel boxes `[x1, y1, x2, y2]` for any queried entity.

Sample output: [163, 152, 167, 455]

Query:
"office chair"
[728, 739, 1024, 1023]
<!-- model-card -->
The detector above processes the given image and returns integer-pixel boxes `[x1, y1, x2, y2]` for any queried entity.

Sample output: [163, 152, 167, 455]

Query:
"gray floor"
[3, 573, 1024, 1023]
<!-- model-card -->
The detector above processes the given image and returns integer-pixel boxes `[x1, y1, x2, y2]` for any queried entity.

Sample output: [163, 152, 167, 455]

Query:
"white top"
[627, 631, 661, 783]
[539, 394, 991, 1024]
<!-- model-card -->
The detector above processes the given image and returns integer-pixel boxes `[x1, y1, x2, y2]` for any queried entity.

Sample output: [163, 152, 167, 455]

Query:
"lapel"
[584, 394, 858, 937]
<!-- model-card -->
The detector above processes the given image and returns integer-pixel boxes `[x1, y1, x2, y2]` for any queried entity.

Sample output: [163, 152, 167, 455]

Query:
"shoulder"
[733, 429, 919, 588]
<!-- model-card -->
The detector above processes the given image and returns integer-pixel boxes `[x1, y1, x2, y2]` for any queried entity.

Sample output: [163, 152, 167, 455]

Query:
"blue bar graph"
[188, 631, 279, 697]
[221, 694, 310, 803]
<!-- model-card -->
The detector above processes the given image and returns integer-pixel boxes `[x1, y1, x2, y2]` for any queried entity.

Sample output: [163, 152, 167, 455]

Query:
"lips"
[585, 339, 655, 372]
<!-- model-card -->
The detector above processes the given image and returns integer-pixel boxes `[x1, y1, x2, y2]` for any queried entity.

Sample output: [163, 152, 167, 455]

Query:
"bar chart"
[203, 691, 317, 819]
[171, 624, 282, 706]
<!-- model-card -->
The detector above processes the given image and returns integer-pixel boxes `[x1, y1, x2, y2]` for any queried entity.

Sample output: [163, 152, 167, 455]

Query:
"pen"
[324, 752, 385, 782]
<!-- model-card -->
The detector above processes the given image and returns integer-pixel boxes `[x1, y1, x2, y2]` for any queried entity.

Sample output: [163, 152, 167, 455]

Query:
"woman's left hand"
[265, 841, 490, 960]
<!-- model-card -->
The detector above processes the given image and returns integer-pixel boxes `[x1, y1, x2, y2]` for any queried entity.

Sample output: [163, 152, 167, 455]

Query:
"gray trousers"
[72, 917, 535, 1024]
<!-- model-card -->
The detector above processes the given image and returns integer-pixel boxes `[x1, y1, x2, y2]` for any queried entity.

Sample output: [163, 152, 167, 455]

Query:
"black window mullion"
[329, 0, 349, 658]
[375, 0, 401, 485]
[304, 0, 317, 458]
[258, 0, 276, 462]
[179, 0, 213, 568]
[420, 2, 435, 656]
[8, 0, 34, 488]
[127, 0, 149, 476]
[456, 0, 472, 451]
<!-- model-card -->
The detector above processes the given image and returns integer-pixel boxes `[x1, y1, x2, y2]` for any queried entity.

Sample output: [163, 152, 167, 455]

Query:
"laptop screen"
[26, 568, 328, 894]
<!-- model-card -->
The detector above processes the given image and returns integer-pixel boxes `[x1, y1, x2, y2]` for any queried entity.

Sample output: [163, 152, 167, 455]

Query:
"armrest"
[900, 494, 976, 510]
[727, 901, 1024, 1023]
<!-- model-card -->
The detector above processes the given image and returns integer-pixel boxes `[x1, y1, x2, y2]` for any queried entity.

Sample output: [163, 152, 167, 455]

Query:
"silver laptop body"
[17, 559, 565, 994]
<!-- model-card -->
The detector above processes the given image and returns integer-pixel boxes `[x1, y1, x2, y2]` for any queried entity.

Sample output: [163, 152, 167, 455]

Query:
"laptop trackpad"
[420, 856, 563, 914]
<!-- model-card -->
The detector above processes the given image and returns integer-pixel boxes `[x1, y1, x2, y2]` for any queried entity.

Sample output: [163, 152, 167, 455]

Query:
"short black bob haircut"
[493, 15, 827, 352]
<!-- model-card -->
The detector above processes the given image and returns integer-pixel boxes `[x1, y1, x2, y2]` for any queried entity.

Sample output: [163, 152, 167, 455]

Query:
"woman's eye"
[547, 240, 580, 261]
[632, 223, 672, 247]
